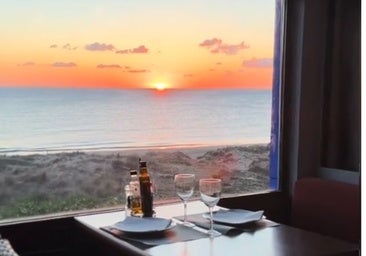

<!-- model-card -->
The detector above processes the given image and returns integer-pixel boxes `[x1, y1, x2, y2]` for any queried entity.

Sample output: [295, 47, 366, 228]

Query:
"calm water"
[0, 88, 272, 154]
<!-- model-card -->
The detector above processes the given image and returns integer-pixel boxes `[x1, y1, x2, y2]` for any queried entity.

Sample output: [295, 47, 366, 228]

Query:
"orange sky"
[0, 1, 275, 90]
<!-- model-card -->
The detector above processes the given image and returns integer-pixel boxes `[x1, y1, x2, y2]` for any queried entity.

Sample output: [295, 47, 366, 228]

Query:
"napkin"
[203, 209, 264, 225]
[174, 209, 278, 236]
[101, 223, 208, 247]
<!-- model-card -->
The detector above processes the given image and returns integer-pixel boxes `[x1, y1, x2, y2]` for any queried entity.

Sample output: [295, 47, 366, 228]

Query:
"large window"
[0, 0, 279, 220]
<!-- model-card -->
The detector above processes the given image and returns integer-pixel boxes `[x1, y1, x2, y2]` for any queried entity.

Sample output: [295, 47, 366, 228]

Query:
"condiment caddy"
[124, 159, 155, 217]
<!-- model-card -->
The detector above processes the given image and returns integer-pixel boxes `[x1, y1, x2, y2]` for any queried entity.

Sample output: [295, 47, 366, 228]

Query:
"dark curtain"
[321, 0, 361, 171]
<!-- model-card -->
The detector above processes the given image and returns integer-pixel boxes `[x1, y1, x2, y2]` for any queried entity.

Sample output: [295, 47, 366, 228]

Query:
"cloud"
[216, 62, 222, 65]
[212, 42, 249, 55]
[63, 43, 71, 50]
[115, 49, 129, 54]
[85, 42, 115, 51]
[18, 62, 35, 67]
[63, 43, 78, 50]
[52, 62, 77, 67]
[184, 74, 194, 77]
[199, 38, 222, 47]
[242, 58, 273, 68]
[128, 69, 149, 73]
[116, 45, 149, 54]
[50, 43, 77, 50]
[97, 64, 121, 69]
[130, 45, 148, 53]
[199, 38, 249, 55]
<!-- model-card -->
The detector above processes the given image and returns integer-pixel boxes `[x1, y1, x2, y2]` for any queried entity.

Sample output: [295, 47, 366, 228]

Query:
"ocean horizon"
[0, 87, 272, 155]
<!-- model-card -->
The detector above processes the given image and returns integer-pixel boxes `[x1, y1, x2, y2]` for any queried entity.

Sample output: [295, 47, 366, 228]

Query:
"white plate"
[113, 217, 174, 234]
[203, 209, 264, 225]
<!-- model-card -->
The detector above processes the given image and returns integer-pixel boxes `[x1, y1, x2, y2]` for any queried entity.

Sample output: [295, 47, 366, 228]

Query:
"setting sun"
[155, 82, 167, 91]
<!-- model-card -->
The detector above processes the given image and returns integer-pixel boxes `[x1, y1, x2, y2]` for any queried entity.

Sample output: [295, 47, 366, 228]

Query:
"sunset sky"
[0, 0, 275, 90]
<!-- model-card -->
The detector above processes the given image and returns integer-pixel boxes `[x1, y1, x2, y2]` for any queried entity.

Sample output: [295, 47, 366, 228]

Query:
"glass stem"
[184, 200, 187, 223]
[209, 206, 214, 232]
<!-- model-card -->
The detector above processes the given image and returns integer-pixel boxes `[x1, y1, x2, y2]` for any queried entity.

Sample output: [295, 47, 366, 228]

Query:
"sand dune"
[0, 144, 270, 218]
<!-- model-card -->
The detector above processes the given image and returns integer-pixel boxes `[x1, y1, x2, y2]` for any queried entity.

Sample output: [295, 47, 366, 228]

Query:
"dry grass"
[0, 144, 270, 218]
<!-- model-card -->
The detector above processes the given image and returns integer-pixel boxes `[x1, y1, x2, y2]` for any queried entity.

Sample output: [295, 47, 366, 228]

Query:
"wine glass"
[199, 178, 222, 237]
[174, 174, 195, 226]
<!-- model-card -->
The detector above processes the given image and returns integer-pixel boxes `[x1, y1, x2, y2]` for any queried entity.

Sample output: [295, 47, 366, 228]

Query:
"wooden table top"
[75, 201, 359, 256]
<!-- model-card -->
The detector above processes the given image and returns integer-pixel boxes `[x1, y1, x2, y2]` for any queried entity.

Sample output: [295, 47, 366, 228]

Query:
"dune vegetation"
[0, 144, 270, 219]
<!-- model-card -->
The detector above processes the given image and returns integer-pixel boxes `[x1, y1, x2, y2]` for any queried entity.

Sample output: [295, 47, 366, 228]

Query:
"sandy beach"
[0, 144, 270, 218]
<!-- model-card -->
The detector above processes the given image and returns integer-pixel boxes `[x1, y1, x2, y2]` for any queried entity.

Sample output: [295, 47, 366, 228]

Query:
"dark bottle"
[139, 160, 153, 217]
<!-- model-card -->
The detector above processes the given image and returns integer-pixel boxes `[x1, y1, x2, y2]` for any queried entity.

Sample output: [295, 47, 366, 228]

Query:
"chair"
[291, 177, 360, 243]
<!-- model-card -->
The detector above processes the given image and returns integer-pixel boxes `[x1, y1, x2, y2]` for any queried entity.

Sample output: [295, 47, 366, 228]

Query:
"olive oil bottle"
[129, 170, 143, 216]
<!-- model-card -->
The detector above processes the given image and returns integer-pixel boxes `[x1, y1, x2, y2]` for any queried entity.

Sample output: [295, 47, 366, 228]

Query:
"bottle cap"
[139, 161, 147, 168]
[130, 170, 137, 175]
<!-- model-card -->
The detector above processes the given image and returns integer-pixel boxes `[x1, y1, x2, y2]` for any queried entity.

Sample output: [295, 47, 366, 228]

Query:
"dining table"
[74, 200, 359, 256]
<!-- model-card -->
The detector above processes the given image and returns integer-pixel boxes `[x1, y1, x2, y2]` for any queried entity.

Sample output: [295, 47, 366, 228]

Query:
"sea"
[0, 88, 272, 155]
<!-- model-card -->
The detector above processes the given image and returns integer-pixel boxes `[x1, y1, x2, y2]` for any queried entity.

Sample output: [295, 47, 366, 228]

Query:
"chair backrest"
[291, 177, 360, 243]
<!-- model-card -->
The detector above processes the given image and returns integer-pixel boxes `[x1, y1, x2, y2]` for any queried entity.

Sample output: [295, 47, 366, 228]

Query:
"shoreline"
[0, 142, 270, 157]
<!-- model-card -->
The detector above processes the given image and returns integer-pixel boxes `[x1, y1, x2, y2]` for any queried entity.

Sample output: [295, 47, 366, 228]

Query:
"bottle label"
[129, 181, 142, 216]
[130, 181, 141, 197]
